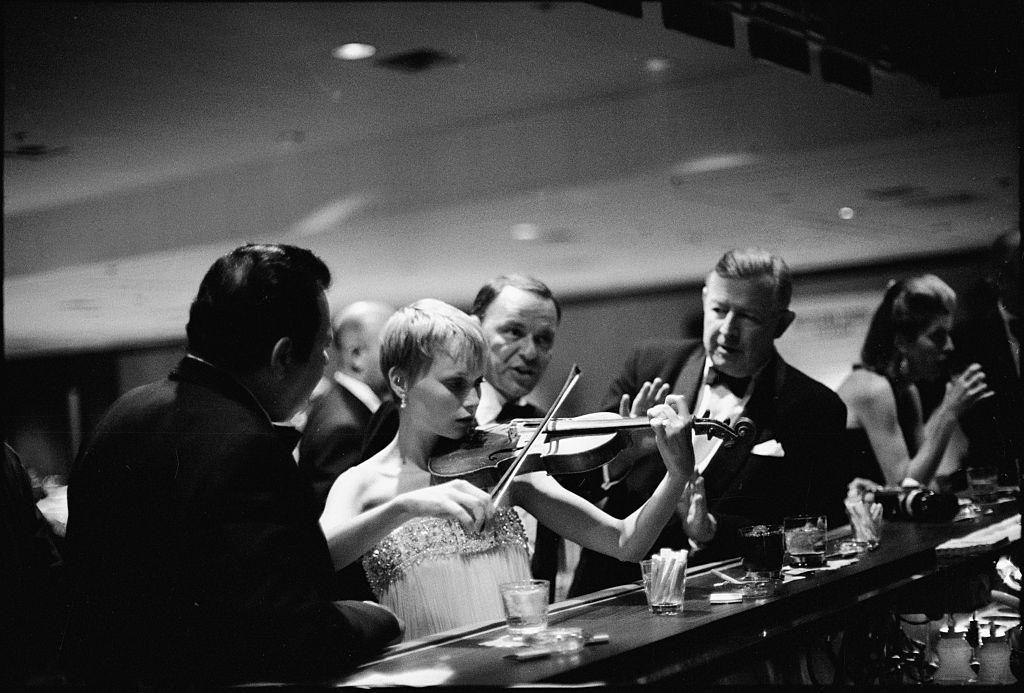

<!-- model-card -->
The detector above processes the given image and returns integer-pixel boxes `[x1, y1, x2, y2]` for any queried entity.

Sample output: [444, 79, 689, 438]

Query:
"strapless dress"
[362, 508, 531, 640]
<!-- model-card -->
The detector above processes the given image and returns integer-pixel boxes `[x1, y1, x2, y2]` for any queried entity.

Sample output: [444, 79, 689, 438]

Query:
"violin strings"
[489, 364, 581, 506]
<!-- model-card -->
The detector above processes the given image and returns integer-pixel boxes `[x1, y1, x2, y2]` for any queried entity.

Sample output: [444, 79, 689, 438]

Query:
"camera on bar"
[872, 487, 959, 523]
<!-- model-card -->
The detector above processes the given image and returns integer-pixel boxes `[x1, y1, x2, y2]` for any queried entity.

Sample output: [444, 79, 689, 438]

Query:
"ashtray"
[525, 627, 586, 654]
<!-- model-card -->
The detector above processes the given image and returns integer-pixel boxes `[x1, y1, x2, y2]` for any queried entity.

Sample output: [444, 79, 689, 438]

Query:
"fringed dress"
[362, 508, 531, 641]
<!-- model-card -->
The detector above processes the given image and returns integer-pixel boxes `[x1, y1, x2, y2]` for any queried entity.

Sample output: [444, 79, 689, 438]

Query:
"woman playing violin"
[319, 299, 707, 640]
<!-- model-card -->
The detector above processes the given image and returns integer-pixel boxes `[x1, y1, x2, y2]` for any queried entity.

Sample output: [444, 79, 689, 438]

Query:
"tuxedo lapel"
[672, 347, 707, 416]
[699, 355, 779, 500]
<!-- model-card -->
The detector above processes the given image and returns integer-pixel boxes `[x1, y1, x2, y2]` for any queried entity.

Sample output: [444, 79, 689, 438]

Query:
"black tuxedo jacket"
[61, 357, 399, 685]
[954, 307, 1024, 484]
[569, 339, 847, 597]
[299, 377, 376, 511]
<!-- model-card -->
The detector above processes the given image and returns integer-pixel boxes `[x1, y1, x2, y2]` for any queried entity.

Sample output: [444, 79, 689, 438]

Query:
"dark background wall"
[3, 247, 995, 481]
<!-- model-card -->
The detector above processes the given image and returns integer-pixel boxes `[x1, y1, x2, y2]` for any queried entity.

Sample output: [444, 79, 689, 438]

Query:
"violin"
[428, 410, 756, 489]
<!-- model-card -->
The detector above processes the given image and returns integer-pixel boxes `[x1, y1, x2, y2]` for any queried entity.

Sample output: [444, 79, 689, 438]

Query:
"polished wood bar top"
[334, 501, 1021, 687]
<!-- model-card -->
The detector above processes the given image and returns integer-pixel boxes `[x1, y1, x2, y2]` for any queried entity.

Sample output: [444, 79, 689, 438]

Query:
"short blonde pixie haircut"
[379, 298, 486, 389]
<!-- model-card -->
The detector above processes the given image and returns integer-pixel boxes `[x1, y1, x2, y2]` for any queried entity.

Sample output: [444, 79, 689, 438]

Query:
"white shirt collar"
[333, 371, 382, 413]
[476, 380, 507, 426]
[476, 380, 532, 426]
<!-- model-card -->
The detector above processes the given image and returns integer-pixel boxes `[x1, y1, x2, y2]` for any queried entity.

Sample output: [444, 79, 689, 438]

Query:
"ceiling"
[3, 1, 1020, 357]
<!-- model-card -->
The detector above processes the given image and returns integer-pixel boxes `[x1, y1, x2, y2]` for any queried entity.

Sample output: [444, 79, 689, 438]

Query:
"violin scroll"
[693, 412, 756, 448]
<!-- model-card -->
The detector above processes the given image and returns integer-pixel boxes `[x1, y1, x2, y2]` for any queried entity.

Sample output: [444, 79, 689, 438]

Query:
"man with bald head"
[299, 300, 395, 510]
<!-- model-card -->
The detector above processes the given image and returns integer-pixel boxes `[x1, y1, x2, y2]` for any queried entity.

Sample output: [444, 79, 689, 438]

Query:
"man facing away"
[570, 248, 848, 597]
[299, 300, 395, 511]
[61, 244, 400, 686]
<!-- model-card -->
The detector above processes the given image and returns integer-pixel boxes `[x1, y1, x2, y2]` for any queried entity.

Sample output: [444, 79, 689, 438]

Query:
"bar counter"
[334, 502, 1021, 687]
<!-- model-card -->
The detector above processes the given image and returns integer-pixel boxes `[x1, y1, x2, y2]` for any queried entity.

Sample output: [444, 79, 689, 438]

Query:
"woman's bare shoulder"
[838, 369, 899, 425]
[838, 369, 890, 401]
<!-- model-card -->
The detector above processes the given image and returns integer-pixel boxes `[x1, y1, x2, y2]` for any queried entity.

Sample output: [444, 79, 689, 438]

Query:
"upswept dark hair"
[186, 243, 331, 373]
[711, 248, 793, 311]
[859, 274, 956, 376]
[470, 274, 562, 323]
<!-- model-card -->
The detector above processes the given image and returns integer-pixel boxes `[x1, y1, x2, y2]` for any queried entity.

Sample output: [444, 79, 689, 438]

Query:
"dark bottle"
[873, 487, 959, 523]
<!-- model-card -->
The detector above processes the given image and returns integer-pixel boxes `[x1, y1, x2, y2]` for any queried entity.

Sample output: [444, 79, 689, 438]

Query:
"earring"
[400, 394, 407, 409]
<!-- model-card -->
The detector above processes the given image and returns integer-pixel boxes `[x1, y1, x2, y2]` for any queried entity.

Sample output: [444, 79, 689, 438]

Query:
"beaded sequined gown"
[362, 506, 531, 640]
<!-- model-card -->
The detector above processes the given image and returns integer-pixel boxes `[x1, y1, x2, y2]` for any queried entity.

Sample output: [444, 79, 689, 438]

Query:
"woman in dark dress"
[837, 275, 992, 490]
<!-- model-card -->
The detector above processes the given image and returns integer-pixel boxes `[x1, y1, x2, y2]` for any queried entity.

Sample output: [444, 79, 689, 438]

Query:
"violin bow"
[490, 363, 581, 506]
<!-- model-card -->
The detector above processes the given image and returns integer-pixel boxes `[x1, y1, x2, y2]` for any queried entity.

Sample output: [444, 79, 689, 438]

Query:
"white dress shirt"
[692, 358, 755, 474]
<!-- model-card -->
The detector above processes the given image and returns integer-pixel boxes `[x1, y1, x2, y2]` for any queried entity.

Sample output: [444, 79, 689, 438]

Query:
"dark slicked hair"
[186, 243, 331, 374]
[860, 274, 956, 376]
[711, 248, 793, 311]
[469, 274, 562, 323]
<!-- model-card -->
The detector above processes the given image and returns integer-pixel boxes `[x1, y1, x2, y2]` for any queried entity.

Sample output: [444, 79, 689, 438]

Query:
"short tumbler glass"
[499, 579, 549, 637]
[640, 554, 687, 615]
[738, 524, 784, 598]
[967, 466, 1000, 506]
[784, 515, 828, 568]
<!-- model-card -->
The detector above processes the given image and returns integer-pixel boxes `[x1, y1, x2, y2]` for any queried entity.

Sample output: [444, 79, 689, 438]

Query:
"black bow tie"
[706, 368, 751, 396]
[497, 402, 536, 423]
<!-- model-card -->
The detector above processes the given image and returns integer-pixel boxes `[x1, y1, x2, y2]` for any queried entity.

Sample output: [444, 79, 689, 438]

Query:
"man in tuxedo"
[569, 248, 847, 597]
[299, 300, 394, 511]
[470, 275, 561, 425]
[62, 244, 400, 686]
[361, 275, 561, 453]
[955, 230, 1022, 486]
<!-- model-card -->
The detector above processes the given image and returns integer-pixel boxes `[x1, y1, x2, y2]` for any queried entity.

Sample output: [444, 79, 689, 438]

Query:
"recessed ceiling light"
[277, 130, 305, 146]
[333, 43, 377, 60]
[511, 223, 540, 241]
[645, 57, 671, 73]
[839, 206, 855, 220]
[671, 153, 758, 178]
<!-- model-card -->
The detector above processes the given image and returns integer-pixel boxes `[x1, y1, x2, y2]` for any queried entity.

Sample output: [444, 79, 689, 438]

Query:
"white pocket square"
[751, 439, 785, 457]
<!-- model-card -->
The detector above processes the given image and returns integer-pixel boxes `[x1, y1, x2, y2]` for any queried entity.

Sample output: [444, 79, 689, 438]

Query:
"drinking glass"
[499, 579, 549, 637]
[843, 498, 882, 552]
[738, 524, 784, 598]
[639, 552, 687, 615]
[784, 515, 827, 567]
[966, 466, 999, 506]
